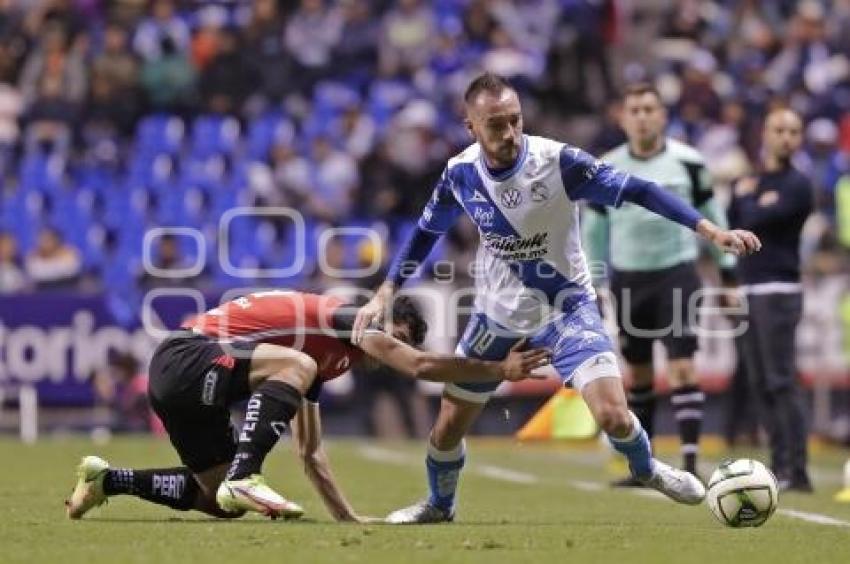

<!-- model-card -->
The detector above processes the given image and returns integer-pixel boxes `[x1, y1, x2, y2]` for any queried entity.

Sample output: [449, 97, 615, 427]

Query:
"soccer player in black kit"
[729, 107, 814, 492]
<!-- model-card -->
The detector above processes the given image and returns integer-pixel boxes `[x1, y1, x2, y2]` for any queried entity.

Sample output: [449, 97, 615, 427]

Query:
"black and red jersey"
[183, 291, 363, 381]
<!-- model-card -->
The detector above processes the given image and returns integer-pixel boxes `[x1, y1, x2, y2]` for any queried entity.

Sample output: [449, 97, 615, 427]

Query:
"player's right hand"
[352, 285, 391, 344]
[499, 339, 552, 382]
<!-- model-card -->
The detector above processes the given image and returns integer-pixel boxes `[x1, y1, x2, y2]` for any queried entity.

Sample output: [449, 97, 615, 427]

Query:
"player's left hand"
[499, 339, 552, 382]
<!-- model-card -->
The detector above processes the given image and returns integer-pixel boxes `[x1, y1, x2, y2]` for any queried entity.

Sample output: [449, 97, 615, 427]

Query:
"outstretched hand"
[697, 220, 761, 256]
[712, 229, 762, 256]
[499, 339, 552, 382]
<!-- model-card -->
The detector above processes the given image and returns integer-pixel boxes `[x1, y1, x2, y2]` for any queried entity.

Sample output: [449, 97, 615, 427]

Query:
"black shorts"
[609, 262, 701, 365]
[147, 333, 255, 473]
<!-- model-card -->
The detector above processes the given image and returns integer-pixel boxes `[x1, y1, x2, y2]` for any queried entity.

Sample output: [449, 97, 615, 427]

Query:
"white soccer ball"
[707, 459, 778, 528]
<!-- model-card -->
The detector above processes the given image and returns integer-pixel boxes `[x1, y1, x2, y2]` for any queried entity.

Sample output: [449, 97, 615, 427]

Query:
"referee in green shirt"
[583, 83, 735, 485]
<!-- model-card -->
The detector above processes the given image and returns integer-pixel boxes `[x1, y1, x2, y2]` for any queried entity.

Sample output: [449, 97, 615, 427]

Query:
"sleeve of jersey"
[386, 168, 460, 287]
[560, 146, 629, 207]
[417, 167, 463, 234]
[620, 175, 704, 231]
[560, 146, 703, 230]
[386, 227, 441, 287]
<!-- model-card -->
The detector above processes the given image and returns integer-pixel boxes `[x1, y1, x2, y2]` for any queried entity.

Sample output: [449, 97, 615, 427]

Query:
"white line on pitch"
[568, 480, 605, 492]
[777, 509, 850, 527]
[476, 465, 538, 484]
[358, 446, 850, 528]
[358, 445, 413, 466]
[358, 446, 537, 484]
[626, 483, 850, 528]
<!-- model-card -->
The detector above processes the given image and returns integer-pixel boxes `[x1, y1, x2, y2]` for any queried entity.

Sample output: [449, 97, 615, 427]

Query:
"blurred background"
[0, 0, 848, 445]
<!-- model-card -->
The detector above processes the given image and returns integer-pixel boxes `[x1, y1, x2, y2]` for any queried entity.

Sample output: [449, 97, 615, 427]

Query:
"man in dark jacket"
[729, 107, 815, 492]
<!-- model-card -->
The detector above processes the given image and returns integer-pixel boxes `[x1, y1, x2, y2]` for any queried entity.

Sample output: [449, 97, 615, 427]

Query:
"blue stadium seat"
[136, 114, 186, 156]
[81, 223, 111, 272]
[174, 186, 212, 228]
[190, 114, 241, 158]
[368, 79, 416, 130]
[313, 81, 361, 115]
[180, 154, 229, 190]
[136, 114, 185, 157]
[17, 152, 65, 194]
[11, 217, 39, 254]
[246, 112, 295, 160]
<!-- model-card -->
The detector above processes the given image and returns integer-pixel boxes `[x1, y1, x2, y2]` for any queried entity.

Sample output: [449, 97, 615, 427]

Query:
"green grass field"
[3, 436, 850, 564]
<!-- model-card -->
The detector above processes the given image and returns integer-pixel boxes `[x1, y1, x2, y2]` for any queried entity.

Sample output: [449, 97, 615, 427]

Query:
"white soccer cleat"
[641, 459, 706, 505]
[385, 500, 454, 524]
[216, 475, 304, 520]
[65, 455, 109, 519]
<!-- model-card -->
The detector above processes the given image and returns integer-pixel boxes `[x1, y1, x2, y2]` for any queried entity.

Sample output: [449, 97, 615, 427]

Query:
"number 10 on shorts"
[468, 324, 497, 357]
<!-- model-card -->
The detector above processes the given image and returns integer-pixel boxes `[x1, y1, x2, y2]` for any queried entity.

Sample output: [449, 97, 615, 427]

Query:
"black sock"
[671, 385, 705, 473]
[227, 380, 302, 480]
[628, 384, 656, 440]
[103, 467, 199, 511]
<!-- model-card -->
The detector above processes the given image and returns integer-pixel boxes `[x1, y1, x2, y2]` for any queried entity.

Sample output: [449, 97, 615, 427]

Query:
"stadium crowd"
[0, 0, 848, 297]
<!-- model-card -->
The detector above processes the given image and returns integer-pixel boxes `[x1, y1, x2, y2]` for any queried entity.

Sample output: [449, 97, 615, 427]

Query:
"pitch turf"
[3, 436, 850, 564]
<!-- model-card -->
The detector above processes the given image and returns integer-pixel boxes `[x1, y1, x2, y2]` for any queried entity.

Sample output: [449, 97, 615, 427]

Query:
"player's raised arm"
[561, 146, 762, 257]
[358, 332, 551, 383]
[352, 168, 463, 344]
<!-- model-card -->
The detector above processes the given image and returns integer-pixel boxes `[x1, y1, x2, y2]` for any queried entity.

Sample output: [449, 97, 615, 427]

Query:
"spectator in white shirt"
[24, 226, 81, 290]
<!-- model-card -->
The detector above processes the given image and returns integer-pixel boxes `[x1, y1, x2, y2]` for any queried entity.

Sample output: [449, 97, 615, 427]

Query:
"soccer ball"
[707, 459, 778, 528]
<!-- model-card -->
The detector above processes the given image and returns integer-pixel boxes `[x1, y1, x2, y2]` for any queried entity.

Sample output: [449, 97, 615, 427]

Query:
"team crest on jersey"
[530, 182, 549, 202]
[501, 187, 522, 208]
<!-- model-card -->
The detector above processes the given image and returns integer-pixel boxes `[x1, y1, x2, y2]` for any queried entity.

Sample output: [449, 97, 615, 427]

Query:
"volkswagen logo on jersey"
[501, 187, 522, 208]
[530, 182, 549, 202]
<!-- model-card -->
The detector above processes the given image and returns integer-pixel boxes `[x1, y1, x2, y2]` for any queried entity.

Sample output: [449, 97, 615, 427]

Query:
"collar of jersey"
[626, 140, 667, 162]
[478, 135, 529, 182]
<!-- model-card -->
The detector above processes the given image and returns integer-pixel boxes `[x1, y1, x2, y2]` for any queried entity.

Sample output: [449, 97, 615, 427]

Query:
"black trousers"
[740, 292, 808, 476]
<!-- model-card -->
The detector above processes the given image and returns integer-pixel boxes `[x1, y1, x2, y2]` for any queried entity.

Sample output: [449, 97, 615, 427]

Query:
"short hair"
[464, 72, 513, 105]
[623, 82, 663, 103]
[765, 103, 800, 120]
[389, 295, 428, 347]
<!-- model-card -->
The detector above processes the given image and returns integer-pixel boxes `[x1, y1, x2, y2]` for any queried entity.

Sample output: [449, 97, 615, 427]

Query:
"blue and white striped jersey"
[419, 134, 630, 332]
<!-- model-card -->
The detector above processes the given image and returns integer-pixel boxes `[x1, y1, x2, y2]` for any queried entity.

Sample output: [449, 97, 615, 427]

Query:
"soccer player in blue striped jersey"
[352, 73, 761, 523]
